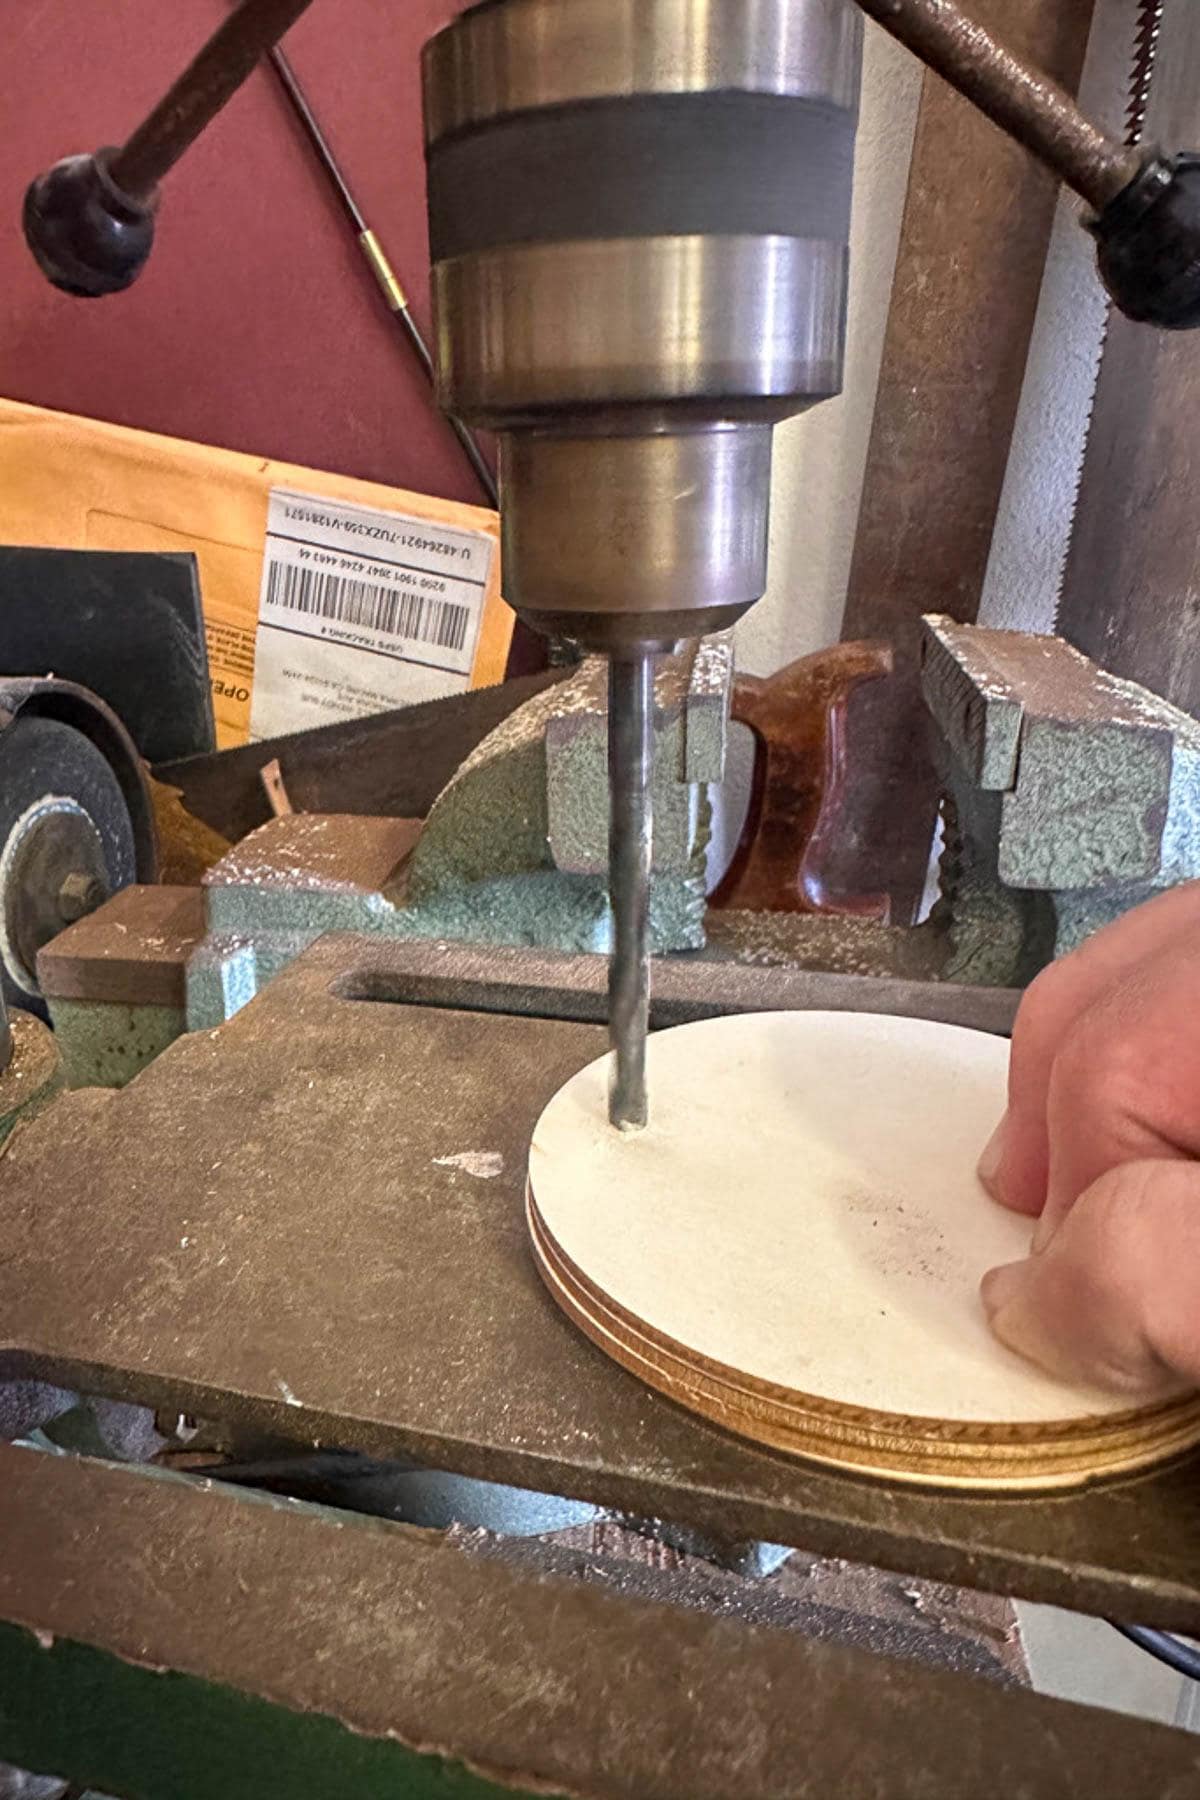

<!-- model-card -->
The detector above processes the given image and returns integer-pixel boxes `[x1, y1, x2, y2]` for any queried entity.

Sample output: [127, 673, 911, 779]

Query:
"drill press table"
[1, 933, 1196, 1626]
[1, 934, 1199, 1794]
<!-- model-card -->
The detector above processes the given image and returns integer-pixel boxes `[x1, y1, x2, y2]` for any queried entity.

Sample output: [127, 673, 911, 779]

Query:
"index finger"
[980, 881, 1200, 1216]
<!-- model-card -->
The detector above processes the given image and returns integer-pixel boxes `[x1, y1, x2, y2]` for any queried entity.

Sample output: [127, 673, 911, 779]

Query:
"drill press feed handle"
[23, 0, 1200, 338]
[1092, 153, 1200, 330]
[22, 149, 157, 299]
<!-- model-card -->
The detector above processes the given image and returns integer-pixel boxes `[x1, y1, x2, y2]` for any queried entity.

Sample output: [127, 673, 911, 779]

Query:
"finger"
[982, 1160, 1200, 1397]
[1035, 932, 1200, 1247]
[980, 881, 1200, 1217]
[977, 1101, 1045, 1218]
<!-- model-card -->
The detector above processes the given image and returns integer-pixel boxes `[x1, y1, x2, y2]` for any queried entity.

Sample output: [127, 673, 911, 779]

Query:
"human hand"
[978, 881, 1200, 1398]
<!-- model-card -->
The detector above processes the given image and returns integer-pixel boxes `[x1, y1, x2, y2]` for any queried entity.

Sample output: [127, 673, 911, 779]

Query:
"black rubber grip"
[427, 91, 857, 262]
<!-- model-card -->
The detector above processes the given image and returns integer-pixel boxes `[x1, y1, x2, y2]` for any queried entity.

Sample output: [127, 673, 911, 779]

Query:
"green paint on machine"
[0, 1624, 553, 1800]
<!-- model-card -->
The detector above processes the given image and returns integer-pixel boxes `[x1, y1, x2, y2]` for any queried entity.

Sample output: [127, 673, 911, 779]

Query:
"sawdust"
[433, 1151, 505, 1180]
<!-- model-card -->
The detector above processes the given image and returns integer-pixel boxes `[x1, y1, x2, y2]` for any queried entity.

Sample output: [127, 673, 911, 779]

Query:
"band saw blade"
[977, 0, 1166, 637]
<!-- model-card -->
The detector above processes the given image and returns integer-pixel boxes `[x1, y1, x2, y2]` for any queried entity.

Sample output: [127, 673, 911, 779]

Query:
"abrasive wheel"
[0, 713, 139, 1017]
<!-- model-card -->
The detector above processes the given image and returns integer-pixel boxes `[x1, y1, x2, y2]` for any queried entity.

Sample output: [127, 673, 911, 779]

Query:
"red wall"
[0, 0, 486, 506]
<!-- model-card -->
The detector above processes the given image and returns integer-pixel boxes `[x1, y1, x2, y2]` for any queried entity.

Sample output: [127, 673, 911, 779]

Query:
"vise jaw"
[923, 614, 1200, 984]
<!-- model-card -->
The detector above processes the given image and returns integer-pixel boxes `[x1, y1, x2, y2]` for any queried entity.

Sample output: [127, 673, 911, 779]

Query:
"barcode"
[265, 561, 471, 653]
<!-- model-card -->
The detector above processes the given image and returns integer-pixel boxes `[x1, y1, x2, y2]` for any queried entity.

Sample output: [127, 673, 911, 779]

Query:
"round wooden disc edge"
[527, 1186, 1200, 1493]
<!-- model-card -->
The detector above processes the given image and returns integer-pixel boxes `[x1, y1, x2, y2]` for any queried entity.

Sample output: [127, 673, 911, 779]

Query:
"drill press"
[421, 0, 862, 1126]
[21, 0, 1200, 1131]
[418, 0, 1200, 1128]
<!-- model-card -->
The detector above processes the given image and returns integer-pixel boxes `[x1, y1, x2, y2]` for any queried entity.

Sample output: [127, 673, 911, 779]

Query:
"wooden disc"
[527, 1011, 1200, 1490]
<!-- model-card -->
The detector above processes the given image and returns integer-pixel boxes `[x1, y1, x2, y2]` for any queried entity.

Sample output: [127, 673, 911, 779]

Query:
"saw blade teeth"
[1126, 0, 1164, 145]
[1050, 0, 1165, 632]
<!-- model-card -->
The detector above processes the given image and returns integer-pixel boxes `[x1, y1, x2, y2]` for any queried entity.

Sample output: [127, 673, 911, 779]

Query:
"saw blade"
[1126, 0, 1164, 146]
[1045, 0, 1164, 618]
[977, 0, 1167, 637]
[1051, 0, 1200, 708]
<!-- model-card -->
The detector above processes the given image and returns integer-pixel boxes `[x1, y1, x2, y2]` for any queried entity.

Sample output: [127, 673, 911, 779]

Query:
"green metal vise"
[923, 615, 1200, 988]
[35, 617, 1200, 1084]
[185, 639, 730, 1029]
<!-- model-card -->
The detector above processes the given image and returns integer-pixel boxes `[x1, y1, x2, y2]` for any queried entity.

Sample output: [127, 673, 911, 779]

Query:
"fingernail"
[977, 1116, 1007, 1193]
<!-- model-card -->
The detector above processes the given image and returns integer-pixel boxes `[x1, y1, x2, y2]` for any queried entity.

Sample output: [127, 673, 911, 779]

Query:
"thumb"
[981, 1160, 1200, 1399]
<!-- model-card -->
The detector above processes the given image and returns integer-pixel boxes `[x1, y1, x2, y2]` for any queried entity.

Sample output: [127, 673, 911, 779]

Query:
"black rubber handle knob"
[22, 150, 157, 298]
[1092, 152, 1200, 331]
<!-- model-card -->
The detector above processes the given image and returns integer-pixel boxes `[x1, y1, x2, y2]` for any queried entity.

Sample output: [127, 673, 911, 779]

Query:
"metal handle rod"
[110, 0, 318, 198]
[854, 0, 1141, 211]
[264, 43, 499, 509]
[608, 654, 655, 1132]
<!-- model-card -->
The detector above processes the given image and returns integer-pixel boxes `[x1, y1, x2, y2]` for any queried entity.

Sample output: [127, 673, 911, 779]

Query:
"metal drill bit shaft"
[608, 653, 654, 1131]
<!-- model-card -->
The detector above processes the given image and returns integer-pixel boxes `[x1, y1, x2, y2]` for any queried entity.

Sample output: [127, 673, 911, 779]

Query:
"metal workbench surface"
[0, 936, 1196, 1630]
[1, 1443, 1199, 1799]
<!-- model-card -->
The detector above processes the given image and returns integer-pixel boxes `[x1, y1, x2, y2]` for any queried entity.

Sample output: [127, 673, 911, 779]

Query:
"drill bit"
[607, 653, 655, 1131]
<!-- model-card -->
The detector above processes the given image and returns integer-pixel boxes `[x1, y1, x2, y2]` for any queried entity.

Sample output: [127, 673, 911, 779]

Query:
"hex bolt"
[57, 871, 108, 924]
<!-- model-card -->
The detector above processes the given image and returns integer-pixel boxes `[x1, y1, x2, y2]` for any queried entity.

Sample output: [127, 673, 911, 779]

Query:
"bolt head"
[57, 871, 107, 923]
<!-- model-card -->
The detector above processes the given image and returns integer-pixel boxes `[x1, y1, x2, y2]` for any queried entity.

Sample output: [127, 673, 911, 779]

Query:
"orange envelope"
[0, 398, 512, 748]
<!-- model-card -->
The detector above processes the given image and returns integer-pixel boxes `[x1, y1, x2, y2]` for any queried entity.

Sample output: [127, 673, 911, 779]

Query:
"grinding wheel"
[527, 1011, 1200, 1491]
[0, 712, 138, 1014]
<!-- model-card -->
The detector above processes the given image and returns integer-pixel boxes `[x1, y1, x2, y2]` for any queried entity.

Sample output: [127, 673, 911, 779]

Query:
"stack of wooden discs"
[527, 1012, 1200, 1492]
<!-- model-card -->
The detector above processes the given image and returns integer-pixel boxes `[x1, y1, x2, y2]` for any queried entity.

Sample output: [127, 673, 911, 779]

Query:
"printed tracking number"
[265, 561, 471, 653]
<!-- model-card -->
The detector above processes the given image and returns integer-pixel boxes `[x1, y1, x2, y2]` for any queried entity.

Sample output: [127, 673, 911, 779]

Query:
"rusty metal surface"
[0, 935, 1194, 1623]
[1056, 0, 1200, 712]
[839, 0, 1098, 922]
[856, 0, 1136, 208]
[0, 1011, 63, 1143]
[4, 1447, 1200, 1798]
[36, 886, 203, 1008]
